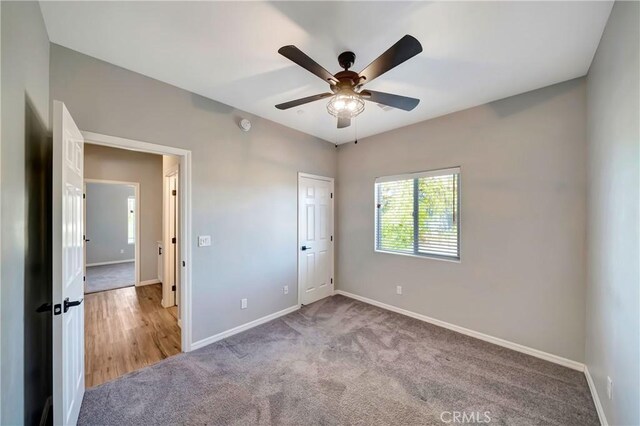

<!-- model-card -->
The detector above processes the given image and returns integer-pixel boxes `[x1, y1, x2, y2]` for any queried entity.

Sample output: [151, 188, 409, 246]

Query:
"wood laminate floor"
[85, 284, 181, 388]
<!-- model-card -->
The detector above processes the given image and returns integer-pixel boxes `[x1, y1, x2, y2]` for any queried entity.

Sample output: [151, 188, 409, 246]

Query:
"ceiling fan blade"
[360, 90, 420, 111]
[275, 93, 333, 110]
[278, 45, 338, 84]
[358, 35, 423, 84]
[337, 116, 351, 129]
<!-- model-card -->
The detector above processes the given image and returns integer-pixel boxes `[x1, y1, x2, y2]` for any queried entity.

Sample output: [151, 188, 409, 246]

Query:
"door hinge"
[53, 304, 62, 315]
[182, 260, 186, 267]
[331, 278, 333, 284]
[83, 276, 85, 282]
[331, 192, 333, 199]
[172, 189, 177, 196]
[172, 285, 176, 291]
[172, 237, 176, 244]
[331, 235, 333, 242]
[83, 193, 86, 199]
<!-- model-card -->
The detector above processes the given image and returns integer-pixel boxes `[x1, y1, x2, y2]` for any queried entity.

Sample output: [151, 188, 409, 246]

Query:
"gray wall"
[585, 1, 640, 424]
[337, 78, 588, 362]
[86, 183, 136, 265]
[50, 44, 337, 342]
[0, 2, 50, 424]
[84, 144, 162, 282]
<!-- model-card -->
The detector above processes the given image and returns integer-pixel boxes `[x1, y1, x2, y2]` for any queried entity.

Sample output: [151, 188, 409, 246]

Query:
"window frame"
[374, 166, 461, 262]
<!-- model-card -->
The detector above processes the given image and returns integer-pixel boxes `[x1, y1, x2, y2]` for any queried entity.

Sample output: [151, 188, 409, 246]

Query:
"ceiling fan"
[275, 35, 423, 129]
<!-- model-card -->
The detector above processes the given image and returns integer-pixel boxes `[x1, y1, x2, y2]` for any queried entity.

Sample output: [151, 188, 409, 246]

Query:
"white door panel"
[298, 175, 334, 306]
[53, 101, 85, 426]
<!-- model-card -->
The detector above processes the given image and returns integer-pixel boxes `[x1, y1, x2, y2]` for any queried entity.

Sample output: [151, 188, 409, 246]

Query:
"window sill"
[374, 249, 461, 263]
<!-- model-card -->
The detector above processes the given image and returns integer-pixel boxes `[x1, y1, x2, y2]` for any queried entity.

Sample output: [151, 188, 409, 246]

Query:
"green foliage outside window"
[376, 172, 459, 258]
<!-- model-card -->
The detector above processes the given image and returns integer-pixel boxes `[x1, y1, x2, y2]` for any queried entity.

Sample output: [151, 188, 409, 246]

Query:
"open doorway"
[81, 143, 181, 389]
[84, 180, 139, 294]
[52, 102, 192, 423]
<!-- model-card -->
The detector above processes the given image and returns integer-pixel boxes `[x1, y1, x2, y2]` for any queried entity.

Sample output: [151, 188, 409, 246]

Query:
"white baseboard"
[334, 290, 585, 371]
[137, 279, 160, 287]
[584, 365, 608, 426]
[86, 259, 134, 267]
[190, 305, 300, 351]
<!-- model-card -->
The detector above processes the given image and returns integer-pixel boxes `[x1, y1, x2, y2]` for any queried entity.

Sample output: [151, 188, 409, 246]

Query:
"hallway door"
[52, 101, 85, 425]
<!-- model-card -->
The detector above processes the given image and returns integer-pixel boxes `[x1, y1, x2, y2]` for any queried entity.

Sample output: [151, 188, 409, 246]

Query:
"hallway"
[84, 284, 180, 388]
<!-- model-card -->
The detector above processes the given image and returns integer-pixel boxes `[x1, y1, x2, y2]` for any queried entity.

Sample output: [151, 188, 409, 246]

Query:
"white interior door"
[172, 173, 180, 311]
[52, 101, 85, 425]
[298, 174, 334, 306]
[168, 173, 178, 307]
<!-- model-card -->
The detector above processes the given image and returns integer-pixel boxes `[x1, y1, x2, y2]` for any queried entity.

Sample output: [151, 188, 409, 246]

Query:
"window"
[375, 167, 460, 260]
[127, 196, 136, 245]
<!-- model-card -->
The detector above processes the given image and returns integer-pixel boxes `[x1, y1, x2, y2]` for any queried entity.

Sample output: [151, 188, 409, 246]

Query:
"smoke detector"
[239, 118, 251, 132]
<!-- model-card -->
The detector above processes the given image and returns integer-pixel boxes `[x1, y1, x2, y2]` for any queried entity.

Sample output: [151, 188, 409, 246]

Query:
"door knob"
[63, 297, 83, 313]
[301, 246, 312, 251]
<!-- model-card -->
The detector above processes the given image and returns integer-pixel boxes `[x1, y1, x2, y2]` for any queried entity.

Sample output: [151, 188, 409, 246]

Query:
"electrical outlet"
[283, 286, 289, 295]
[241, 298, 247, 309]
[396, 285, 403, 295]
[607, 376, 613, 400]
[198, 235, 211, 247]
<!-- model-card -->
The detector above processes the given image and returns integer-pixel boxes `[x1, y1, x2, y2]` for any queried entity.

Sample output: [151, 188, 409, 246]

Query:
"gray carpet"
[85, 262, 135, 294]
[79, 295, 598, 425]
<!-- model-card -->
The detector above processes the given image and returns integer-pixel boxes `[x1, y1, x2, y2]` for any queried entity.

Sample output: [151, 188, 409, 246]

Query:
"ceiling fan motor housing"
[338, 51, 356, 70]
[331, 71, 361, 93]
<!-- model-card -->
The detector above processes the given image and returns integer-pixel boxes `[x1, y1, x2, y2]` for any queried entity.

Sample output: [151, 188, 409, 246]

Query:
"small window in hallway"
[128, 196, 136, 244]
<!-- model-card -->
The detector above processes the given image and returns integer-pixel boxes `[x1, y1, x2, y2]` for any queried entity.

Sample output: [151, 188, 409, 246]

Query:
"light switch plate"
[241, 298, 247, 309]
[198, 235, 211, 247]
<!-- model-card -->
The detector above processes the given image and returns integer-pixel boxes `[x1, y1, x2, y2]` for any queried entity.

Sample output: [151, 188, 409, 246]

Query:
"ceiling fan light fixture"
[327, 92, 364, 118]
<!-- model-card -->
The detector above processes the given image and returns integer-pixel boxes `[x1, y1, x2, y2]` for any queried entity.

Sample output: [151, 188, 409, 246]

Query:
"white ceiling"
[40, 1, 613, 144]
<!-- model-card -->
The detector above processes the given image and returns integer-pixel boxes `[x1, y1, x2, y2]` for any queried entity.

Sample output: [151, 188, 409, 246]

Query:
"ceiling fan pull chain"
[354, 116, 358, 144]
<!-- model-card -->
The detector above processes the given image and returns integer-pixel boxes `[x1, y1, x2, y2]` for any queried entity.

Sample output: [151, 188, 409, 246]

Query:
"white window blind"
[375, 167, 460, 260]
